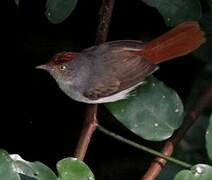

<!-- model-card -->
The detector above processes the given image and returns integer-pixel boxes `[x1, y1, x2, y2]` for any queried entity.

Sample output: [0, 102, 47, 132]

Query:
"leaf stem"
[97, 124, 192, 169]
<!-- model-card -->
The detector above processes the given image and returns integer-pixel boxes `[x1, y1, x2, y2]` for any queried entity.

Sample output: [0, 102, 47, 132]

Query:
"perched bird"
[37, 21, 205, 104]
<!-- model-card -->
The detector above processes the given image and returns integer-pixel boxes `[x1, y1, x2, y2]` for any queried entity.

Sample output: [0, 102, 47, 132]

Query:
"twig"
[74, 105, 98, 160]
[74, 0, 115, 160]
[95, 0, 115, 44]
[97, 125, 192, 168]
[142, 85, 212, 180]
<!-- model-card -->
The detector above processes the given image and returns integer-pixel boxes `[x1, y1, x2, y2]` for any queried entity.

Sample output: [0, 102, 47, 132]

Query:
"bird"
[37, 21, 205, 104]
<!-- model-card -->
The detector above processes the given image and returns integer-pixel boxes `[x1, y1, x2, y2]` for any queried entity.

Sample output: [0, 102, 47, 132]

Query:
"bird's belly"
[86, 81, 145, 104]
[59, 78, 144, 104]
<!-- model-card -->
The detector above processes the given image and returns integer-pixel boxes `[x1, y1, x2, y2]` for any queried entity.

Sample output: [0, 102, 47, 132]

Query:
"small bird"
[37, 21, 205, 104]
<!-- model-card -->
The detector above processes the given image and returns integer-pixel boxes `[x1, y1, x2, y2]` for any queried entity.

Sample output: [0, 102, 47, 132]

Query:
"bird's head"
[36, 51, 79, 82]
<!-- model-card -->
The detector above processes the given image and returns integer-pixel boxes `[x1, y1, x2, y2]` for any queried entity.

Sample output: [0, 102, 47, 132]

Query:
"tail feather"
[133, 21, 206, 64]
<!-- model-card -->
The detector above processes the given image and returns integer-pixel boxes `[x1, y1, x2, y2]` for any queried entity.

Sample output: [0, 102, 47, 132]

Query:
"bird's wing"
[83, 40, 158, 100]
[83, 77, 120, 100]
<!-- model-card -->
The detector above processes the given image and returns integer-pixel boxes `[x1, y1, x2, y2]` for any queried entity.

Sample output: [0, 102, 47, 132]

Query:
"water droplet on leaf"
[134, 124, 138, 128]
[71, 157, 77, 161]
[194, 166, 203, 176]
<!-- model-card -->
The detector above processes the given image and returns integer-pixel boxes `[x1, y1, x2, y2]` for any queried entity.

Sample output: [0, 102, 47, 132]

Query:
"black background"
[9, 0, 205, 179]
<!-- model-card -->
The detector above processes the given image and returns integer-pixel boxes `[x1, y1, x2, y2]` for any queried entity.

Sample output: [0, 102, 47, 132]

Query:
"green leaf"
[106, 76, 184, 141]
[1, 150, 95, 180]
[174, 164, 212, 180]
[0, 150, 57, 180]
[10, 154, 57, 180]
[0, 150, 20, 180]
[206, 114, 212, 161]
[142, 0, 202, 26]
[57, 158, 95, 180]
[45, 0, 78, 24]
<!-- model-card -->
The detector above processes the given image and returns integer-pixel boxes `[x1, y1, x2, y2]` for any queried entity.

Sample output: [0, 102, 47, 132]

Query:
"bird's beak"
[36, 64, 49, 71]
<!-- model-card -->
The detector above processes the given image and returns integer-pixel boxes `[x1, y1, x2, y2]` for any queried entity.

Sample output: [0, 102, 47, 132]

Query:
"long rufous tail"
[133, 21, 206, 64]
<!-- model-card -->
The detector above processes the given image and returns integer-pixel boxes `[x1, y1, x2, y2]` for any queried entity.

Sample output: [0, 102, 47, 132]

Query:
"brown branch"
[142, 85, 212, 180]
[95, 0, 115, 44]
[74, 0, 115, 160]
[74, 105, 98, 160]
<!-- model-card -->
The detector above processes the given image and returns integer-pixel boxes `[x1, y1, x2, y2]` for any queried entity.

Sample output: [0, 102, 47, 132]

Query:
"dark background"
[9, 0, 205, 179]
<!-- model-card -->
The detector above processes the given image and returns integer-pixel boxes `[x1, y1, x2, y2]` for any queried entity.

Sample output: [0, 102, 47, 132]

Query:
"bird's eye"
[59, 65, 66, 71]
